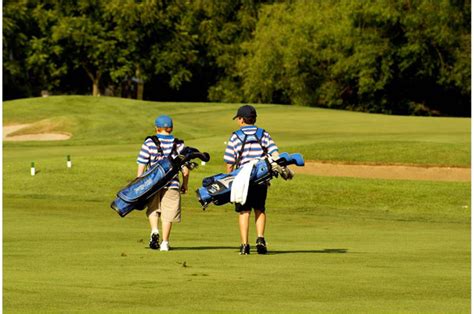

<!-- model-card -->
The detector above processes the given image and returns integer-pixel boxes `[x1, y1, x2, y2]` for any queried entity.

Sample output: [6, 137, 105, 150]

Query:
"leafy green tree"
[190, 0, 273, 103]
[238, 0, 470, 116]
[105, 0, 198, 99]
[3, 0, 37, 99]
[23, 0, 197, 98]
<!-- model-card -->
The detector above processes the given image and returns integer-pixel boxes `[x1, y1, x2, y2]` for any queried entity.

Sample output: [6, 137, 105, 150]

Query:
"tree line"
[3, 0, 470, 116]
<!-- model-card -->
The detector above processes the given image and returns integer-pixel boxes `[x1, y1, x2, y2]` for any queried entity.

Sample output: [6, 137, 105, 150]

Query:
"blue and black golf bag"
[196, 152, 304, 209]
[111, 146, 210, 217]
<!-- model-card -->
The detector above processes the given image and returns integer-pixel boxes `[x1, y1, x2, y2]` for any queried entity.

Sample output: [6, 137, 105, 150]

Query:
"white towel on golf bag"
[230, 159, 259, 205]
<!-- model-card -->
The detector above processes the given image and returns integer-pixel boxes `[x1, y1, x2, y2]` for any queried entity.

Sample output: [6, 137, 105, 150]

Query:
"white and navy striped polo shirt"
[224, 126, 278, 168]
[137, 134, 185, 189]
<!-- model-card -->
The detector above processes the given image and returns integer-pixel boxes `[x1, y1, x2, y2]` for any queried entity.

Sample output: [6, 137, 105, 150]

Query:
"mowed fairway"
[3, 96, 471, 313]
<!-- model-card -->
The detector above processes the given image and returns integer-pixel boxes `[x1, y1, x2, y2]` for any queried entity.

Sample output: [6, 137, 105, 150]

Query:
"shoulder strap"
[233, 130, 248, 169]
[233, 128, 268, 168]
[145, 136, 163, 154]
[233, 128, 266, 166]
[255, 128, 267, 154]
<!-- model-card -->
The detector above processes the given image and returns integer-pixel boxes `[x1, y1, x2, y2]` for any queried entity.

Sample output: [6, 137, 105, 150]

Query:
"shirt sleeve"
[224, 134, 237, 164]
[137, 140, 152, 165]
[174, 141, 185, 157]
[262, 131, 279, 155]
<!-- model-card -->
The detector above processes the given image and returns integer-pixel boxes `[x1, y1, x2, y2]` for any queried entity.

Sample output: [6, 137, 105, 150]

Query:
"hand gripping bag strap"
[233, 128, 267, 168]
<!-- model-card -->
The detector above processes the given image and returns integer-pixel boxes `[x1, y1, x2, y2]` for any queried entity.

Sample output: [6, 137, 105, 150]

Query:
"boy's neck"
[239, 122, 255, 127]
[156, 131, 171, 135]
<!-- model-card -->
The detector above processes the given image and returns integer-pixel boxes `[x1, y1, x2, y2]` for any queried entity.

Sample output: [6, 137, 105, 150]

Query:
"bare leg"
[148, 211, 160, 233]
[239, 211, 251, 244]
[254, 209, 266, 238]
[162, 221, 172, 241]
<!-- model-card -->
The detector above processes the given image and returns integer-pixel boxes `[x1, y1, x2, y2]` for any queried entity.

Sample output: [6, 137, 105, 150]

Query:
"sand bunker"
[3, 124, 71, 141]
[293, 161, 470, 182]
[3, 123, 469, 181]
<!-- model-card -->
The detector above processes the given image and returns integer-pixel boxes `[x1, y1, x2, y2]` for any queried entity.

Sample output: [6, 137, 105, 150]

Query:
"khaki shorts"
[146, 189, 181, 223]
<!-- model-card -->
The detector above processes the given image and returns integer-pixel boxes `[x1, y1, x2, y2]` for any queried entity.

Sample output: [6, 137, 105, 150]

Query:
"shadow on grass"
[171, 246, 236, 251]
[166, 247, 348, 254]
[268, 248, 348, 255]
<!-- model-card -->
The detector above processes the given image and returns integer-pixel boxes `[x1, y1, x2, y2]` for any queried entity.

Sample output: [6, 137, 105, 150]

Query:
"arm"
[137, 140, 151, 177]
[264, 131, 279, 160]
[137, 163, 147, 177]
[224, 135, 237, 174]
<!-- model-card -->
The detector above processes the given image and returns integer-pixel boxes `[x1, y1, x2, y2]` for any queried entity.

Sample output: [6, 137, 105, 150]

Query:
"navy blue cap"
[232, 105, 257, 120]
[155, 115, 173, 128]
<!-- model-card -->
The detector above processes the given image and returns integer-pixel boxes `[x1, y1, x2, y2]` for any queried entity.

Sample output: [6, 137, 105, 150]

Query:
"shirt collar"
[156, 134, 174, 140]
[240, 125, 257, 131]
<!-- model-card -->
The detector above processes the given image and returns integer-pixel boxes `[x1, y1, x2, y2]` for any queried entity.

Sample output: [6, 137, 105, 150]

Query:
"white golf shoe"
[160, 241, 170, 251]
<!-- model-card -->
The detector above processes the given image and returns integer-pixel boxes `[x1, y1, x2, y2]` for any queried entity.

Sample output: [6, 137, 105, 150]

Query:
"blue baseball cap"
[155, 115, 173, 128]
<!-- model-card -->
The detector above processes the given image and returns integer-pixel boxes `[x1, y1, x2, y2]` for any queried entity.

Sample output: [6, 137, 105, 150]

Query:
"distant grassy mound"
[3, 96, 470, 166]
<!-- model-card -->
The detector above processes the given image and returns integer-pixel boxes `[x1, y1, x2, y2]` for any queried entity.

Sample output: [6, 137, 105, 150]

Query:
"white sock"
[151, 229, 159, 235]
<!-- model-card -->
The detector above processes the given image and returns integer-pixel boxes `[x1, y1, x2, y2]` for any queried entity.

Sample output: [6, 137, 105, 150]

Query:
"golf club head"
[278, 152, 290, 161]
[181, 146, 199, 155]
[277, 152, 305, 167]
[200, 152, 210, 162]
[188, 152, 210, 162]
[289, 153, 305, 166]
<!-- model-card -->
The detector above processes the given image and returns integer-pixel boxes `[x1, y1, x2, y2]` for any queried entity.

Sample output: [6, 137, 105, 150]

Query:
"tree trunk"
[83, 66, 101, 96]
[92, 79, 100, 96]
[136, 66, 144, 100]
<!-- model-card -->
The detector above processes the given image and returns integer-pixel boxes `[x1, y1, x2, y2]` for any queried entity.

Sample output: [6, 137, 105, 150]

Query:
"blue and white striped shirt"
[224, 126, 278, 168]
[137, 134, 185, 189]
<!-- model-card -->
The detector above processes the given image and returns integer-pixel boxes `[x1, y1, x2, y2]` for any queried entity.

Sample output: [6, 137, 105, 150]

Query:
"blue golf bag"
[111, 147, 210, 217]
[196, 152, 304, 209]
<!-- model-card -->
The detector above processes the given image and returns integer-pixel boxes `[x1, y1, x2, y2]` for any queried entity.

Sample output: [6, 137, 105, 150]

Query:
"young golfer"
[224, 105, 279, 255]
[137, 115, 189, 251]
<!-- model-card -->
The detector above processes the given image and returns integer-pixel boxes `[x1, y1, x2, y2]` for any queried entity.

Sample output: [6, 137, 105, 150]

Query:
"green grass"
[3, 96, 470, 166]
[3, 96, 471, 313]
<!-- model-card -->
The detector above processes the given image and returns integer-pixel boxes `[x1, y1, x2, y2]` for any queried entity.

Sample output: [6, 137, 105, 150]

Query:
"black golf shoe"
[149, 233, 160, 250]
[256, 237, 267, 254]
[239, 244, 250, 255]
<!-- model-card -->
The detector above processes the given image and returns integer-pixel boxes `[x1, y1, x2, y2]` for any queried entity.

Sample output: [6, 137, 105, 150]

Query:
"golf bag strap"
[233, 128, 267, 168]
[145, 136, 183, 156]
[145, 136, 163, 154]
[144, 136, 183, 171]
[234, 133, 248, 169]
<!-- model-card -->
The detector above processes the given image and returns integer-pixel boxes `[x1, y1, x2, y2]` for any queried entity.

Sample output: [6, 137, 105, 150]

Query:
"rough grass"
[3, 96, 471, 313]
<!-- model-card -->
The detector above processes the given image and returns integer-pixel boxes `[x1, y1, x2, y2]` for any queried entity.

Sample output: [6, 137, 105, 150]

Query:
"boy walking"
[224, 105, 279, 255]
[137, 115, 189, 251]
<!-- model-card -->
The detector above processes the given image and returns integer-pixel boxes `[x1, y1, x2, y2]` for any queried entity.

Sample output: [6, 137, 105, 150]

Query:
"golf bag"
[111, 146, 210, 217]
[196, 152, 304, 209]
